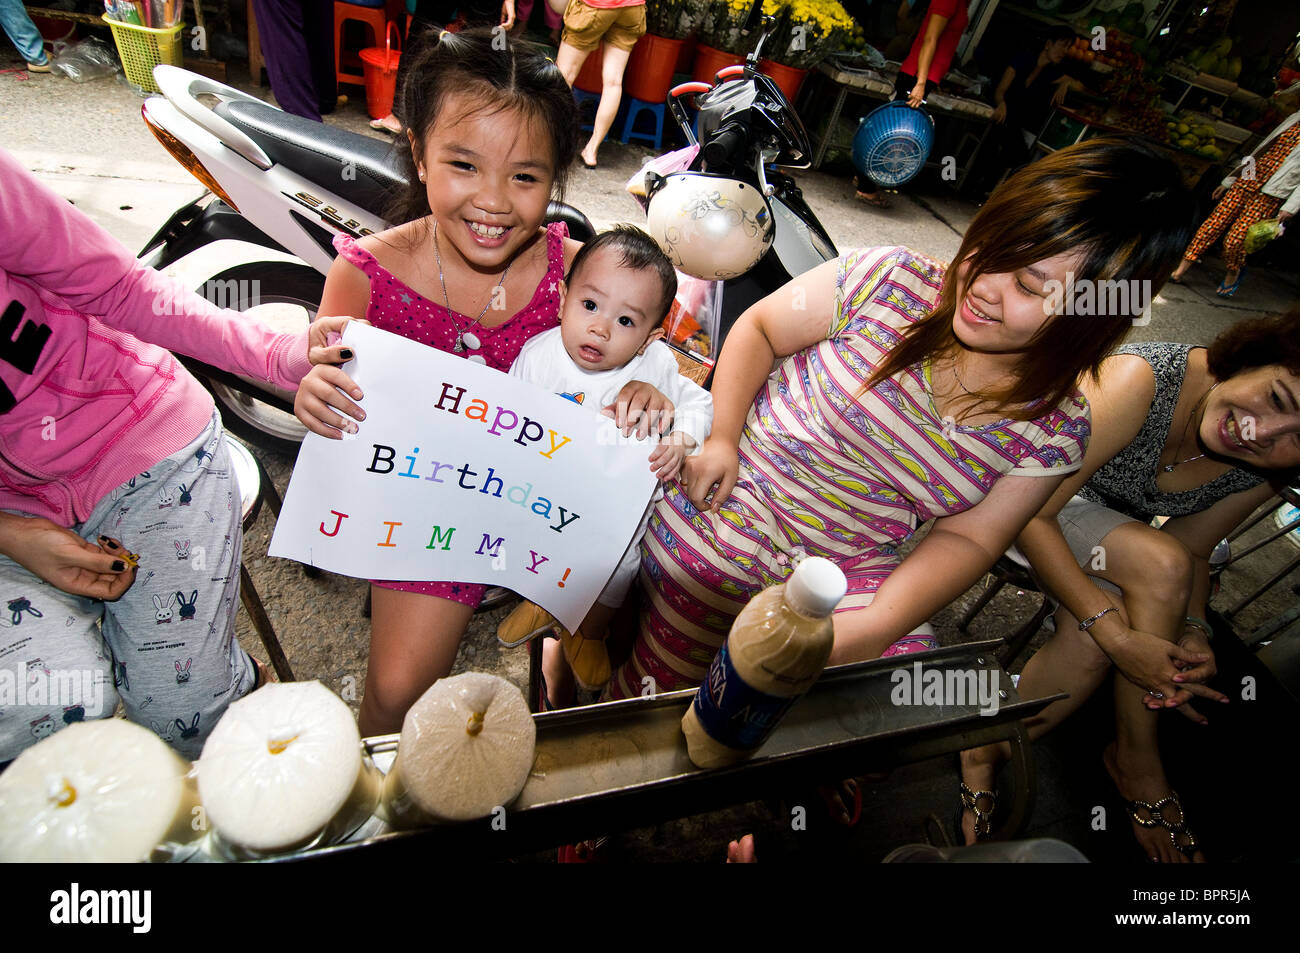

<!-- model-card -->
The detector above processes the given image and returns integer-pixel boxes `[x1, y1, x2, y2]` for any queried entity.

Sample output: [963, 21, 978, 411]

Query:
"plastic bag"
[1243, 217, 1284, 255]
[50, 36, 122, 83]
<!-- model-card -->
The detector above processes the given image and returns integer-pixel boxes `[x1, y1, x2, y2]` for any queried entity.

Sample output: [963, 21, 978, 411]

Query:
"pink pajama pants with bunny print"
[0, 410, 253, 764]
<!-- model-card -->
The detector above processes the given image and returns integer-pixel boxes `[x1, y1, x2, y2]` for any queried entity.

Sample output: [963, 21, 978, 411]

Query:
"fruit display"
[1162, 115, 1226, 160]
[1181, 35, 1244, 83]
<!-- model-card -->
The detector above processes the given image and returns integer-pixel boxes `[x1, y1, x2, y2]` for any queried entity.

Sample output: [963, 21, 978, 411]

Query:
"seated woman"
[604, 136, 1197, 703]
[0, 148, 351, 764]
[959, 310, 1300, 861]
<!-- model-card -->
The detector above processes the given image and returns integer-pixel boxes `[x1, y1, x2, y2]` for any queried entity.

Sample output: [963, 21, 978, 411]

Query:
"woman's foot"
[1168, 260, 1191, 283]
[27, 60, 51, 73]
[957, 748, 998, 845]
[1215, 269, 1243, 297]
[579, 148, 599, 169]
[369, 114, 402, 135]
[854, 185, 890, 208]
[1103, 742, 1203, 863]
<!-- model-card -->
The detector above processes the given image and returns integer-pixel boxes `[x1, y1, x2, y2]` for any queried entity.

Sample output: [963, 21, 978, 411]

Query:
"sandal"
[1215, 268, 1244, 297]
[958, 781, 997, 842]
[815, 778, 863, 827]
[1122, 791, 1200, 860]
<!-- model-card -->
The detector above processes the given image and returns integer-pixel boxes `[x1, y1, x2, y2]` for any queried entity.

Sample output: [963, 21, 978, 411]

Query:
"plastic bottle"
[681, 557, 847, 769]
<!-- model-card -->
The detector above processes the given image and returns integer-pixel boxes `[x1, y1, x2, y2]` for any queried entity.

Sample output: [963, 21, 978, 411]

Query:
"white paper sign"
[269, 324, 659, 632]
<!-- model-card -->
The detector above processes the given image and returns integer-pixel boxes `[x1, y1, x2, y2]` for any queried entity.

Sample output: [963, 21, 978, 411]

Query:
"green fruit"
[1176, 122, 1190, 134]
[1210, 36, 1232, 56]
[1196, 51, 1220, 73]
[1178, 137, 1196, 148]
[1226, 56, 1242, 81]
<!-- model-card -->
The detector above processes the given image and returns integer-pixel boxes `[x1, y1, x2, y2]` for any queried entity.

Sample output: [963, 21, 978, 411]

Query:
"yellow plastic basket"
[102, 14, 183, 94]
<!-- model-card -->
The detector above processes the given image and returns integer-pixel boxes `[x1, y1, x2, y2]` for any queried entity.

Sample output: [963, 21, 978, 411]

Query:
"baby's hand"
[649, 431, 695, 482]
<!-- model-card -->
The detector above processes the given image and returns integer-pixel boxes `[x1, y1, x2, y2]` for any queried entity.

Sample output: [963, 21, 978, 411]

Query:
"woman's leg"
[1219, 193, 1282, 283]
[1172, 185, 1248, 278]
[555, 40, 589, 85]
[581, 42, 631, 166]
[359, 587, 475, 736]
[960, 521, 1194, 844]
[1094, 526, 1203, 862]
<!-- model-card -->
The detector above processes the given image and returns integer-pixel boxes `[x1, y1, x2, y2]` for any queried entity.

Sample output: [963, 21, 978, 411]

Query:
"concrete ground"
[2, 41, 1297, 863]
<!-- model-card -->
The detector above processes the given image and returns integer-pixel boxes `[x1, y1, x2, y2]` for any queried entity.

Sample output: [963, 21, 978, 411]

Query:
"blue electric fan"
[852, 100, 936, 187]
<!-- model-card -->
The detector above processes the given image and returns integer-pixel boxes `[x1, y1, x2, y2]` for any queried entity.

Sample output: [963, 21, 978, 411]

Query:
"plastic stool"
[226, 435, 295, 682]
[335, 0, 388, 89]
[573, 88, 600, 133]
[620, 97, 665, 149]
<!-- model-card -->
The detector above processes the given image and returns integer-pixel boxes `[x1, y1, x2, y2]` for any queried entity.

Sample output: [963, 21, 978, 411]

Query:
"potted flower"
[626, 0, 703, 102]
[758, 0, 853, 100]
[693, 0, 753, 83]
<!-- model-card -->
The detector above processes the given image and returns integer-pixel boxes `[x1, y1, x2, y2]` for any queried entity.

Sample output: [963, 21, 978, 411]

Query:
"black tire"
[190, 261, 326, 457]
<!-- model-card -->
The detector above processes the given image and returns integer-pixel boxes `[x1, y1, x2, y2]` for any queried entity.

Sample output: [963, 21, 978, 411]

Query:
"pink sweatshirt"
[0, 148, 312, 526]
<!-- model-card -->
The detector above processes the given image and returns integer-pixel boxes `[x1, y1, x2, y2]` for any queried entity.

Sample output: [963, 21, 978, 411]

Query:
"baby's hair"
[567, 225, 679, 324]
[387, 28, 579, 225]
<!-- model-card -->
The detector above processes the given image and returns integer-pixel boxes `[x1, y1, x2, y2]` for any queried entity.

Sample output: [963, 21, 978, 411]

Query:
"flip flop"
[369, 117, 400, 135]
[1215, 268, 1244, 297]
[854, 189, 890, 208]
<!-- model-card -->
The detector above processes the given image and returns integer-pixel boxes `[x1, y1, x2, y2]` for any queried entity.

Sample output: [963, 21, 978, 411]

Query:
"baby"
[499, 225, 713, 699]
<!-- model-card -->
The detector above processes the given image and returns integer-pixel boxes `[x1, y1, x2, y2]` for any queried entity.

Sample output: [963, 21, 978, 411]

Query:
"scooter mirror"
[742, 0, 762, 33]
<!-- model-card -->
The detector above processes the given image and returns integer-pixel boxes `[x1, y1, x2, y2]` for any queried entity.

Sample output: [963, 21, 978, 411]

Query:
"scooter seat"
[216, 99, 406, 216]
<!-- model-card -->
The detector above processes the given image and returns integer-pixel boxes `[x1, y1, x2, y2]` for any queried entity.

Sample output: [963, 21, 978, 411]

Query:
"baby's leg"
[361, 587, 475, 736]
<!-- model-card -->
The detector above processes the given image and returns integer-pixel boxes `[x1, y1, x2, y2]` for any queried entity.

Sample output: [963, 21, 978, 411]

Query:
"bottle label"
[692, 643, 796, 752]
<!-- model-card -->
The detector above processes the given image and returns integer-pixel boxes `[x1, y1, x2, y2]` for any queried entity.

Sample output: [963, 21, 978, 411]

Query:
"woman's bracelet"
[1078, 606, 1118, 631]
[1183, 615, 1214, 641]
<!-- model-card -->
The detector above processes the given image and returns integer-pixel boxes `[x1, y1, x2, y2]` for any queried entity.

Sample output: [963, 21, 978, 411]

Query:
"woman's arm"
[992, 65, 1015, 123]
[684, 257, 843, 511]
[829, 470, 1063, 662]
[908, 13, 949, 106]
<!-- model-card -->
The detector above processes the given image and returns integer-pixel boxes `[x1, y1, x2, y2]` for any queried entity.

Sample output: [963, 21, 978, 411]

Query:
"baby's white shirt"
[508, 327, 713, 450]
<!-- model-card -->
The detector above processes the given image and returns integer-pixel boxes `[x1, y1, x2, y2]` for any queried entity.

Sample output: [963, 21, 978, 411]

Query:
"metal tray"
[271, 640, 1058, 862]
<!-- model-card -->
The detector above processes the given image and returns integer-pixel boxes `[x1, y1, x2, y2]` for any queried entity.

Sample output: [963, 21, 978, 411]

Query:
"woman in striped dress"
[606, 137, 1197, 700]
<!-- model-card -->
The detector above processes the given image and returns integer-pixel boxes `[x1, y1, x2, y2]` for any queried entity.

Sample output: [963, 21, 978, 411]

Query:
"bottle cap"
[784, 557, 847, 618]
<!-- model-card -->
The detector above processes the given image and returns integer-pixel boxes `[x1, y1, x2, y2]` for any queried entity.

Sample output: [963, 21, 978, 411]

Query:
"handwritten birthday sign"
[269, 324, 659, 632]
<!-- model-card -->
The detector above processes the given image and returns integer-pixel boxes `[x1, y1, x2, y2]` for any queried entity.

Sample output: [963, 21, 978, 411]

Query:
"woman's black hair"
[386, 28, 580, 225]
[1207, 309, 1300, 380]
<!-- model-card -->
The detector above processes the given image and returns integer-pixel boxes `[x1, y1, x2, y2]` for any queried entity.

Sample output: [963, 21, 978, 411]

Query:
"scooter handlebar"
[669, 81, 714, 98]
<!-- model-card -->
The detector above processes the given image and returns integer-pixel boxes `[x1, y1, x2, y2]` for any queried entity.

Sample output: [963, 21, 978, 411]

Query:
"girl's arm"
[829, 470, 1064, 663]
[684, 256, 843, 511]
[294, 257, 372, 438]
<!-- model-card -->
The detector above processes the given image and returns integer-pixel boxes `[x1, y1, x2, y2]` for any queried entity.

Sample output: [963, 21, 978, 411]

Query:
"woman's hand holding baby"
[685, 437, 741, 513]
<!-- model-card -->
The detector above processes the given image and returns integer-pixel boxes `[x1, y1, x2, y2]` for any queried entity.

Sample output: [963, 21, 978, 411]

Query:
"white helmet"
[644, 172, 773, 281]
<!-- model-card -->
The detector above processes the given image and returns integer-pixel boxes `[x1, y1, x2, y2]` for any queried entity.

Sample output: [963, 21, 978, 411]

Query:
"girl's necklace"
[431, 221, 513, 355]
[1163, 382, 1217, 472]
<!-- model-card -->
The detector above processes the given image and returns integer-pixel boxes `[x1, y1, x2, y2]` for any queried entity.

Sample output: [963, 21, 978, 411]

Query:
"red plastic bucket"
[758, 59, 809, 104]
[691, 43, 743, 85]
[575, 45, 604, 93]
[625, 33, 685, 104]
[360, 23, 402, 120]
